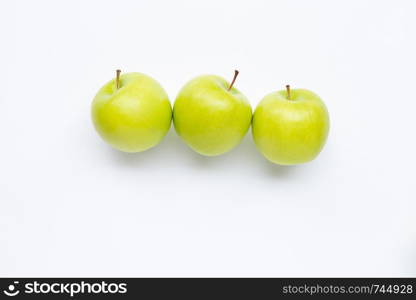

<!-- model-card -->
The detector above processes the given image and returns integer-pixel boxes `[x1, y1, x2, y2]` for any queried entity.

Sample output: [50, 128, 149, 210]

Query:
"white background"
[1, 0, 415, 277]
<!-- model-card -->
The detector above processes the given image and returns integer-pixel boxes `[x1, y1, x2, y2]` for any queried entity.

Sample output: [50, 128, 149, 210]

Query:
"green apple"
[173, 70, 252, 156]
[252, 86, 329, 165]
[91, 70, 172, 152]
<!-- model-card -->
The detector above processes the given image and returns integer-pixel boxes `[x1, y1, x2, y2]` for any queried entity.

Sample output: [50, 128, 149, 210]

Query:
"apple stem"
[228, 70, 239, 91]
[286, 85, 291, 100]
[116, 69, 121, 89]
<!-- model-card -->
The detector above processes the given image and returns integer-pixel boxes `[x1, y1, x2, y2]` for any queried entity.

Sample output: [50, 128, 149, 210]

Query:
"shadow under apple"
[104, 127, 299, 179]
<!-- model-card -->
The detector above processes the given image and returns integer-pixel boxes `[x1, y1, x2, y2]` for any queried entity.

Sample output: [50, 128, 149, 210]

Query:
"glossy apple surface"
[91, 72, 172, 152]
[252, 88, 329, 165]
[173, 73, 252, 156]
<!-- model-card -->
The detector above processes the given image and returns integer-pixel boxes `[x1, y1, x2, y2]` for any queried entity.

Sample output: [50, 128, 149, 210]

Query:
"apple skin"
[252, 89, 329, 165]
[91, 72, 172, 153]
[173, 75, 252, 156]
